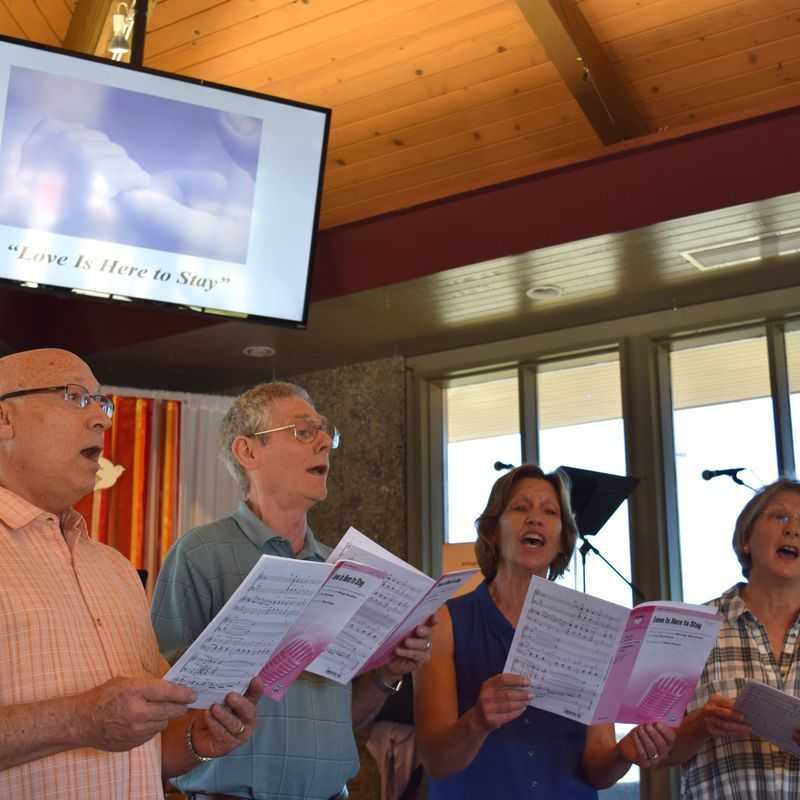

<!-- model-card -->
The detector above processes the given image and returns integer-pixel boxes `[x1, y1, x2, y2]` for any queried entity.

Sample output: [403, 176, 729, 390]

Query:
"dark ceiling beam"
[514, 0, 648, 145]
[311, 104, 800, 302]
[63, 0, 114, 55]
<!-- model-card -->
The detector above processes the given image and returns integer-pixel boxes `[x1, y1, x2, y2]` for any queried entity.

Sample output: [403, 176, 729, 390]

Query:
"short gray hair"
[732, 477, 800, 578]
[220, 381, 313, 494]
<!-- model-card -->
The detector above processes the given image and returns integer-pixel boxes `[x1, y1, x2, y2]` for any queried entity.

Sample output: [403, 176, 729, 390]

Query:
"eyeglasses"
[253, 418, 340, 449]
[763, 508, 800, 528]
[0, 384, 115, 418]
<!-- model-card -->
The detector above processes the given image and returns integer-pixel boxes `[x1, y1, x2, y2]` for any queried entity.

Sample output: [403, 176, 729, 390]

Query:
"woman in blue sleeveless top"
[415, 464, 676, 799]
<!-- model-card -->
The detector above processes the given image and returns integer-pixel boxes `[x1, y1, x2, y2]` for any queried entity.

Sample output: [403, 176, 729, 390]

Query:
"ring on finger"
[234, 721, 246, 736]
[648, 752, 658, 760]
[424, 640, 432, 650]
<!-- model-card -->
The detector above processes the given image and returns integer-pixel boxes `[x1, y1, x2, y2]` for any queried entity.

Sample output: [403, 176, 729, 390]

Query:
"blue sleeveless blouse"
[428, 581, 598, 800]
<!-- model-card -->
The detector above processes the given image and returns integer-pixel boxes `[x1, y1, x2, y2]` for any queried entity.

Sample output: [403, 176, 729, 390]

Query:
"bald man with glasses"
[152, 381, 433, 800]
[0, 348, 261, 800]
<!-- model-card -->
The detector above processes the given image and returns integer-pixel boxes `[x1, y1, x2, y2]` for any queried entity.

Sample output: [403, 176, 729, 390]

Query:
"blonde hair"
[732, 478, 800, 578]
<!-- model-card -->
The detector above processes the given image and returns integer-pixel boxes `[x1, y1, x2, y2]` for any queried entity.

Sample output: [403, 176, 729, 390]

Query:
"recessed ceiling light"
[243, 345, 276, 358]
[681, 227, 800, 271]
[525, 285, 564, 300]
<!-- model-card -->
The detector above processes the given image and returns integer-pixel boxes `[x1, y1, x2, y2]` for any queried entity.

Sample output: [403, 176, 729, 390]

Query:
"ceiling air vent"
[681, 227, 800, 271]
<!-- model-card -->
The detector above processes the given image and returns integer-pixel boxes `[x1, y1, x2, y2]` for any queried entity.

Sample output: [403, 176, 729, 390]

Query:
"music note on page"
[165, 555, 331, 709]
[308, 527, 479, 684]
[504, 576, 722, 726]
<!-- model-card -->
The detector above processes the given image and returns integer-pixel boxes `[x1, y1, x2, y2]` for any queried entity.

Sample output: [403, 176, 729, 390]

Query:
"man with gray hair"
[152, 381, 432, 800]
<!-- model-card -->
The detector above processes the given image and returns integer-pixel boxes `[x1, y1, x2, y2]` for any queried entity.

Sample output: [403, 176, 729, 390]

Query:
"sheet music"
[308, 528, 433, 682]
[165, 555, 330, 707]
[327, 527, 427, 577]
[259, 560, 386, 700]
[360, 568, 480, 674]
[735, 680, 800, 755]
[504, 576, 629, 725]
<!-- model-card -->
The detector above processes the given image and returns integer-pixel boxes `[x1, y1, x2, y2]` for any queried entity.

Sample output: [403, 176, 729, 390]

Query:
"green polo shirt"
[151, 502, 358, 800]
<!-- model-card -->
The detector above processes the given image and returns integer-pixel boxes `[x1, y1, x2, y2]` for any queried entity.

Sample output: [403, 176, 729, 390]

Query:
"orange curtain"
[75, 395, 181, 592]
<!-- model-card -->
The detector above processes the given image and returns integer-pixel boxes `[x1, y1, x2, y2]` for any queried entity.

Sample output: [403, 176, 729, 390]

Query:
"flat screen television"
[0, 34, 330, 326]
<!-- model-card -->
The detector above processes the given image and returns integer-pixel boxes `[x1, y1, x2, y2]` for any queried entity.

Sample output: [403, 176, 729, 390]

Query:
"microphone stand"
[726, 473, 757, 493]
[578, 534, 645, 604]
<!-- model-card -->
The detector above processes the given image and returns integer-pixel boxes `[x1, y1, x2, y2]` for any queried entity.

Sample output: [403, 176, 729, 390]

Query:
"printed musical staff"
[505, 577, 723, 725]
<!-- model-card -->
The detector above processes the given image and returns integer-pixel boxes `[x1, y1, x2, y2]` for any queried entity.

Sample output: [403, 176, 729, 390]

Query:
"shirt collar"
[0, 485, 86, 539]
[717, 582, 750, 623]
[232, 500, 328, 561]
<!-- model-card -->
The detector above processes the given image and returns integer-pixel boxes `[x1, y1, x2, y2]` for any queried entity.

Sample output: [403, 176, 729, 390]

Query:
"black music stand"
[557, 465, 643, 602]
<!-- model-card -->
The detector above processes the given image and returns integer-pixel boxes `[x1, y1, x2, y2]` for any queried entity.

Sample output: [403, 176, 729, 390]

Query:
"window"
[785, 328, 800, 464]
[536, 355, 638, 799]
[671, 335, 778, 603]
[538, 355, 634, 608]
[446, 374, 521, 543]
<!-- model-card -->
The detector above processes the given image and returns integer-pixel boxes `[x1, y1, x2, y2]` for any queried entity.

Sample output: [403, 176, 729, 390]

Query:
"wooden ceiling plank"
[63, 0, 112, 53]
[146, 0, 227, 32]
[659, 78, 800, 131]
[241, 0, 520, 97]
[616, 7, 800, 82]
[227, 0, 507, 93]
[271, 22, 539, 109]
[146, 0, 366, 74]
[632, 26, 800, 106]
[329, 63, 563, 150]
[578, 0, 678, 26]
[326, 100, 584, 190]
[6, 0, 60, 44]
[331, 46, 555, 129]
[325, 118, 596, 207]
[166, 0, 484, 86]
[592, 0, 775, 46]
[205, 0, 449, 87]
[642, 38, 800, 118]
[318, 136, 600, 227]
[35, 0, 72, 41]
[0, 2, 26, 38]
[330, 84, 573, 167]
[514, 0, 648, 144]
[146, 0, 288, 57]
[598, 0, 793, 53]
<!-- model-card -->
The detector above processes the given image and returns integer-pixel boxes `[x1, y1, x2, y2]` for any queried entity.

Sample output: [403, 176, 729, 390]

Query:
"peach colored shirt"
[0, 486, 169, 799]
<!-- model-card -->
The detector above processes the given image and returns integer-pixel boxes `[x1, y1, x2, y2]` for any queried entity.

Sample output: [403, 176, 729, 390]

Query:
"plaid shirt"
[681, 583, 800, 799]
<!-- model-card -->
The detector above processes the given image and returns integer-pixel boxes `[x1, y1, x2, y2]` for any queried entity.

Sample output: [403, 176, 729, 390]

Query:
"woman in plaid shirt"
[666, 478, 800, 799]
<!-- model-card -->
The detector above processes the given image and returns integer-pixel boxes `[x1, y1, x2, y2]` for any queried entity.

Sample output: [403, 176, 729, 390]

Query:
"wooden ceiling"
[3, 0, 800, 231]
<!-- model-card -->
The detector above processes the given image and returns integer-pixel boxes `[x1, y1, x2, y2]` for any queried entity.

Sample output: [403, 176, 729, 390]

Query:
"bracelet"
[185, 717, 214, 763]
[372, 669, 403, 695]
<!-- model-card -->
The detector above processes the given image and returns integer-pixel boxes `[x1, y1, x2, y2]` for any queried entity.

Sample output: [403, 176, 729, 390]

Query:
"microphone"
[494, 461, 514, 471]
[702, 467, 745, 481]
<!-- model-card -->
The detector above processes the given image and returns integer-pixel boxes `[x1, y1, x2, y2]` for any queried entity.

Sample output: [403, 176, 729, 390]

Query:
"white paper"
[165, 555, 330, 707]
[360, 568, 480, 674]
[505, 576, 629, 724]
[505, 577, 722, 726]
[735, 680, 800, 754]
[308, 529, 434, 682]
[259, 560, 386, 700]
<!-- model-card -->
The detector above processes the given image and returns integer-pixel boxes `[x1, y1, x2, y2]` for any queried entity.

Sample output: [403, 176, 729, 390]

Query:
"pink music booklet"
[259, 559, 387, 700]
[307, 527, 479, 684]
[504, 576, 722, 726]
